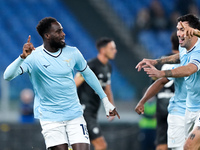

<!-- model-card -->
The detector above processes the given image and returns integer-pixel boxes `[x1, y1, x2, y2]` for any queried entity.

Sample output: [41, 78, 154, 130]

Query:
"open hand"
[135, 59, 157, 72]
[143, 63, 164, 78]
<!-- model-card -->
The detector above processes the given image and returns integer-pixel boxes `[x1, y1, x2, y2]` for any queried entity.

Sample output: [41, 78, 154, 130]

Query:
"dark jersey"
[77, 58, 112, 115]
[154, 57, 175, 145]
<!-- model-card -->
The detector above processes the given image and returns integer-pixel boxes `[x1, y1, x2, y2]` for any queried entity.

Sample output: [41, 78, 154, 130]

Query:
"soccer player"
[135, 64, 186, 150]
[74, 37, 117, 150]
[135, 32, 186, 150]
[136, 14, 200, 150]
[3, 17, 119, 150]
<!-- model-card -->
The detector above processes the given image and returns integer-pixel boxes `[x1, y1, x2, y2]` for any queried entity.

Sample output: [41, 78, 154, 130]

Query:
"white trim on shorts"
[167, 114, 185, 148]
[196, 112, 200, 127]
[40, 115, 90, 149]
[184, 109, 200, 138]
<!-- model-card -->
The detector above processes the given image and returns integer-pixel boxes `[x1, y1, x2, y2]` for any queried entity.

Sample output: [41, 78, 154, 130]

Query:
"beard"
[49, 38, 66, 50]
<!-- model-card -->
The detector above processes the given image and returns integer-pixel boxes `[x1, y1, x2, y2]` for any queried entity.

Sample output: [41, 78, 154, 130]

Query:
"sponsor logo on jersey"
[43, 64, 50, 68]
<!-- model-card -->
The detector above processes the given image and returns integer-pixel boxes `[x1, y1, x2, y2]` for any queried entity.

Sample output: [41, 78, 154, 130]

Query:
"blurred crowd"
[134, 0, 199, 32]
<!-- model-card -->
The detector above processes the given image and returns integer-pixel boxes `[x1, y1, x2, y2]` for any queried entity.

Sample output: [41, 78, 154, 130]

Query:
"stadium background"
[0, 0, 199, 149]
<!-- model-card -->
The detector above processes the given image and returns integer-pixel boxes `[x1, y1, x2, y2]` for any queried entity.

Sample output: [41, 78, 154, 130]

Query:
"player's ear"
[44, 33, 50, 39]
[100, 47, 105, 54]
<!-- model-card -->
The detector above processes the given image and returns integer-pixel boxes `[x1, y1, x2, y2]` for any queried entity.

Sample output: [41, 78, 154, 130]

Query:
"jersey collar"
[42, 45, 62, 58]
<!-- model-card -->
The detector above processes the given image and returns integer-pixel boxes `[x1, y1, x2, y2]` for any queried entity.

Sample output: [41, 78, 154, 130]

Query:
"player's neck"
[186, 37, 198, 51]
[43, 43, 59, 53]
[97, 54, 108, 65]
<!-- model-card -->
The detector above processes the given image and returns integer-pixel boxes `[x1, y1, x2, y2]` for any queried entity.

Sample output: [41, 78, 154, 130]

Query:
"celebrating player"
[135, 31, 186, 150]
[136, 14, 200, 150]
[3, 17, 119, 150]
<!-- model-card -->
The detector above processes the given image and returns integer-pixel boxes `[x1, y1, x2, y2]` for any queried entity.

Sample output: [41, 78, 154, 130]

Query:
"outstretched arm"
[143, 62, 197, 78]
[135, 77, 169, 115]
[135, 53, 180, 72]
[81, 66, 120, 119]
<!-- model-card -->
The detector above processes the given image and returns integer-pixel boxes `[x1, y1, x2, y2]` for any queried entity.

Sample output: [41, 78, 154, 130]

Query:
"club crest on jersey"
[64, 59, 72, 66]
[64, 59, 71, 63]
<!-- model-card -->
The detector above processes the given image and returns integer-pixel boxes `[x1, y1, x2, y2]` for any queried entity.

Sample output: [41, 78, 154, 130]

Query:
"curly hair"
[36, 17, 57, 39]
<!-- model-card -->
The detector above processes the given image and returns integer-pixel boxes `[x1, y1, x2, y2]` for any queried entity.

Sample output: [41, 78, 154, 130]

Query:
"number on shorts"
[80, 124, 88, 135]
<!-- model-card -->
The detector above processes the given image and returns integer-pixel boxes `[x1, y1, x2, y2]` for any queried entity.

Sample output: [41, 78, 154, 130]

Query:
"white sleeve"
[3, 56, 24, 81]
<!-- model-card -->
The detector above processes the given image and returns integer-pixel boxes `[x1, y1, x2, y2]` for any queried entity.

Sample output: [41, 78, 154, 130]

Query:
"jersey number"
[80, 124, 88, 135]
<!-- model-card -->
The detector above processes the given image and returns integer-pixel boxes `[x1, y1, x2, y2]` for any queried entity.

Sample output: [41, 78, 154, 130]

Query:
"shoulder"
[32, 45, 43, 54]
[25, 45, 43, 60]
[62, 45, 83, 57]
[88, 58, 98, 68]
[63, 45, 79, 52]
[88, 58, 97, 64]
[193, 39, 200, 51]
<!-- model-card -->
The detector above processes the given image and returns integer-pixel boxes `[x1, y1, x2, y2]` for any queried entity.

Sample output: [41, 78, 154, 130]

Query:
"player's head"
[20, 88, 34, 104]
[96, 37, 117, 60]
[170, 31, 179, 53]
[177, 14, 200, 30]
[176, 14, 200, 49]
[36, 17, 66, 49]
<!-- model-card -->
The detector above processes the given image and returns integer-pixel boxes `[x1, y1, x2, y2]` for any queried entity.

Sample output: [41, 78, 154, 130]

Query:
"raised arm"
[4, 35, 35, 81]
[135, 77, 169, 115]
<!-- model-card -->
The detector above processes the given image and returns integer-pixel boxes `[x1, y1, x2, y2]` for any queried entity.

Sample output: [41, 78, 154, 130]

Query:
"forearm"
[105, 85, 114, 105]
[81, 66, 106, 99]
[4, 56, 24, 81]
[163, 64, 197, 78]
[140, 78, 166, 104]
[156, 53, 180, 65]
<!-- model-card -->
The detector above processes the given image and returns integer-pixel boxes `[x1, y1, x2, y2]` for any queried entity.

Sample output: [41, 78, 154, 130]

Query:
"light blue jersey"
[4, 44, 107, 121]
[179, 38, 200, 112]
[167, 64, 186, 116]
[20, 45, 88, 121]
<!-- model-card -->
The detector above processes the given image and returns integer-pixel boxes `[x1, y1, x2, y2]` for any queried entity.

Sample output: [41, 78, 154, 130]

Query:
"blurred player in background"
[136, 14, 200, 150]
[74, 37, 117, 150]
[4, 17, 119, 150]
[20, 88, 34, 123]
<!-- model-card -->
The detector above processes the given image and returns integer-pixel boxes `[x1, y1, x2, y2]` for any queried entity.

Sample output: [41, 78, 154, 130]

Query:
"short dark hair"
[170, 31, 179, 50]
[96, 37, 113, 52]
[177, 14, 200, 30]
[36, 17, 57, 38]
